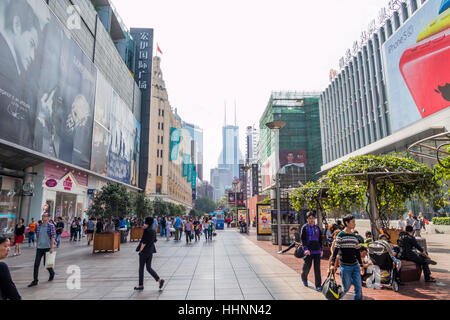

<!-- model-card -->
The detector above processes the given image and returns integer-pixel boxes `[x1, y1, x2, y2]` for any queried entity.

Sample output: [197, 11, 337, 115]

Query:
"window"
[161, 136, 164, 144]
[157, 136, 160, 144]
[161, 123, 164, 130]
[158, 109, 161, 116]
[162, 110, 165, 117]
[161, 150, 163, 158]
[156, 164, 159, 176]
[158, 123, 160, 130]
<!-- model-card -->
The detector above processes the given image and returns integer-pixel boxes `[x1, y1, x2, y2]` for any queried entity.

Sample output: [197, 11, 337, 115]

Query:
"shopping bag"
[294, 245, 305, 259]
[322, 272, 344, 300]
[45, 251, 56, 269]
[424, 219, 429, 225]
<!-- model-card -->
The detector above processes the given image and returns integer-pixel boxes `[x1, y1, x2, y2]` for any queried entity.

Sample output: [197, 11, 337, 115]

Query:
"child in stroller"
[366, 237, 401, 292]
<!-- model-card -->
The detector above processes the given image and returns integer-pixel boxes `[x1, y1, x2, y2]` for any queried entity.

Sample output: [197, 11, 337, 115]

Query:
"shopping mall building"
[0, 0, 153, 230]
[319, 0, 450, 213]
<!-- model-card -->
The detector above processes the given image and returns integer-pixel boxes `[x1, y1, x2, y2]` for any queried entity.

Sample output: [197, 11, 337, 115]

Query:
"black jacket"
[0, 262, 21, 300]
[138, 228, 157, 256]
[397, 231, 423, 258]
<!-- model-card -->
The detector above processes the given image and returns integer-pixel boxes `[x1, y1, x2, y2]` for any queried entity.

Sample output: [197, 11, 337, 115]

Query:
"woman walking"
[0, 236, 21, 300]
[134, 217, 165, 291]
[13, 219, 25, 256]
[202, 218, 209, 241]
[166, 217, 172, 240]
[184, 219, 193, 244]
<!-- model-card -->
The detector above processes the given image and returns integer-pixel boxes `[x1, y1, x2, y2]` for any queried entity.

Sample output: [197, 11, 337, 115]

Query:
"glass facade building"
[258, 92, 322, 191]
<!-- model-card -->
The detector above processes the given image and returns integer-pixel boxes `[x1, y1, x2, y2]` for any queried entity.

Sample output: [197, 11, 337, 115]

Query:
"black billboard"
[0, 0, 96, 169]
[252, 164, 259, 196]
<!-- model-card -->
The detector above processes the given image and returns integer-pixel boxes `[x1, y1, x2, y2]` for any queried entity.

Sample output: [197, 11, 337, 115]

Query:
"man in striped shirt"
[330, 215, 368, 300]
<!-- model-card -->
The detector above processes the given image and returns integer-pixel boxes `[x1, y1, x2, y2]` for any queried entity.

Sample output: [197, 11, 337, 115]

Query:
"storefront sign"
[45, 179, 58, 188]
[257, 204, 272, 236]
[63, 177, 73, 191]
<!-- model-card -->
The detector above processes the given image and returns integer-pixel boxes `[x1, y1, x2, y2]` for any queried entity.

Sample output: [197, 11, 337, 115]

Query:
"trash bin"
[120, 229, 128, 243]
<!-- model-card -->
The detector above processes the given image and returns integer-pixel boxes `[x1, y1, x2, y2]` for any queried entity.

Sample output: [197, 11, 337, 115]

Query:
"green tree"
[216, 195, 228, 210]
[91, 183, 132, 218]
[133, 192, 153, 218]
[195, 196, 216, 214]
[153, 197, 169, 216]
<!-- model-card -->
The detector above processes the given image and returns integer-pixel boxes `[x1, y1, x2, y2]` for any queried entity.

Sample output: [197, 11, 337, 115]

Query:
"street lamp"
[232, 179, 240, 228]
[242, 163, 252, 232]
[265, 120, 286, 252]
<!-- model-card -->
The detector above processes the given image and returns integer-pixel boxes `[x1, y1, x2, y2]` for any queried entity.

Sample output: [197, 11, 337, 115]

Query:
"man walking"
[300, 213, 323, 291]
[173, 216, 182, 241]
[55, 217, 64, 248]
[28, 213, 56, 287]
[330, 215, 368, 300]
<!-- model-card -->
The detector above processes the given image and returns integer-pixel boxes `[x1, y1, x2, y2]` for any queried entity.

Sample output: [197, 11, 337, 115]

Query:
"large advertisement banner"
[383, 0, 450, 133]
[279, 150, 306, 168]
[257, 204, 272, 235]
[0, 0, 96, 169]
[238, 209, 248, 223]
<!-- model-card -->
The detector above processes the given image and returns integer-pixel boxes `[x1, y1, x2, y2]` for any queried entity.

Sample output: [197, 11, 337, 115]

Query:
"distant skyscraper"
[246, 126, 259, 164]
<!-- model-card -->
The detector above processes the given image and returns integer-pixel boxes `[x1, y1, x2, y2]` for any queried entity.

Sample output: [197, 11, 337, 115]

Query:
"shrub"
[432, 217, 450, 225]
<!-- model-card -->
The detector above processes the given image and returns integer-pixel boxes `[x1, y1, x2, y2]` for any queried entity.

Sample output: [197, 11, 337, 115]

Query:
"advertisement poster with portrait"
[279, 150, 306, 169]
[383, 0, 450, 133]
[90, 122, 109, 176]
[257, 204, 272, 235]
[0, 0, 96, 169]
[238, 209, 248, 223]
[130, 119, 140, 187]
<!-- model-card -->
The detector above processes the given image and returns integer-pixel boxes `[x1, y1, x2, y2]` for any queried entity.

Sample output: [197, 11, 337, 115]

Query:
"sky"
[112, 0, 389, 182]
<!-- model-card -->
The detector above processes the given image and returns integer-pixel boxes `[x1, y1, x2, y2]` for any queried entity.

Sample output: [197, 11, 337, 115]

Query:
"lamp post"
[265, 120, 286, 252]
[232, 179, 239, 228]
[242, 163, 252, 233]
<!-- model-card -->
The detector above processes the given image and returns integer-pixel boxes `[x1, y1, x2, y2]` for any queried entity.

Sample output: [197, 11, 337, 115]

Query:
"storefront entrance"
[53, 192, 79, 222]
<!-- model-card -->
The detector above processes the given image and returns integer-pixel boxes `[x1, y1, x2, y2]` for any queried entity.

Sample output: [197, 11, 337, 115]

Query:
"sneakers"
[277, 251, 283, 254]
[316, 286, 323, 292]
[427, 259, 437, 265]
[49, 273, 55, 282]
[28, 280, 38, 287]
[134, 286, 144, 291]
[159, 279, 165, 290]
[303, 281, 308, 287]
[425, 277, 436, 283]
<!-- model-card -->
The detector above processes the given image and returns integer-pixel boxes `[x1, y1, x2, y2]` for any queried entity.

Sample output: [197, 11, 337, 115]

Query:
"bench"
[400, 260, 422, 282]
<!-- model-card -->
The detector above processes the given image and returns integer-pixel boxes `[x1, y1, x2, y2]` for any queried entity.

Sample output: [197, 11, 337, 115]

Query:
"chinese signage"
[252, 164, 259, 196]
[131, 28, 154, 191]
[63, 177, 73, 191]
[257, 205, 271, 235]
[338, 0, 408, 70]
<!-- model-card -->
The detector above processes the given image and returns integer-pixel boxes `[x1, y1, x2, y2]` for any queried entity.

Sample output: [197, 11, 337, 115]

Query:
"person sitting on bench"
[397, 226, 437, 283]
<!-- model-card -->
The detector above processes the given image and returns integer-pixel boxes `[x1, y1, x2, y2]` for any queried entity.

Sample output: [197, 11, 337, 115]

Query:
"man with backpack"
[86, 217, 95, 246]
[300, 212, 323, 291]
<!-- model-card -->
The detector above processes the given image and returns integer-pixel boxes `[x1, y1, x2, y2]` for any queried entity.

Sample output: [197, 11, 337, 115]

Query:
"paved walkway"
[6, 229, 324, 300]
[246, 226, 450, 300]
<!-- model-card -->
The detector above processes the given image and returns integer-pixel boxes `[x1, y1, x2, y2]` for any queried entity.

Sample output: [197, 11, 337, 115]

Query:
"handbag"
[294, 245, 305, 259]
[322, 272, 344, 300]
[45, 251, 56, 269]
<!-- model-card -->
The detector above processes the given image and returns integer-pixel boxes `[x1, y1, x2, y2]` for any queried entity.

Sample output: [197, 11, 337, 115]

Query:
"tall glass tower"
[218, 105, 243, 179]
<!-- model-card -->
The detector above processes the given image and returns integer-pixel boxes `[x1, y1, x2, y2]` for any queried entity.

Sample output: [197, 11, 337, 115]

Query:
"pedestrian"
[208, 219, 214, 240]
[126, 218, 131, 235]
[397, 214, 406, 231]
[203, 218, 209, 241]
[398, 226, 436, 282]
[418, 212, 426, 232]
[412, 216, 421, 237]
[173, 216, 182, 241]
[329, 215, 368, 300]
[406, 210, 414, 227]
[55, 217, 64, 248]
[13, 218, 25, 256]
[0, 236, 21, 300]
[180, 217, 185, 240]
[152, 216, 158, 232]
[278, 227, 300, 254]
[166, 217, 172, 240]
[28, 213, 56, 287]
[226, 216, 231, 228]
[28, 218, 38, 248]
[336, 220, 344, 230]
[96, 217, 104, 234]
[134, 217, 165, 291]
[184, 218, 193, 244]
[193, 218, 201, 241]
[82, 218, 87, 238]
[86, 217, 95, 246]
[70, 218, 77, 241]
[300, 213, 323, 291]
[76, 217, 82, 241]
[160, 217, 166, 237]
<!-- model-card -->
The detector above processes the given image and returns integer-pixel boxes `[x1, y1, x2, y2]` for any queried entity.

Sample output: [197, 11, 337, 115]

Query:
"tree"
[216, 195, 228, 210]
[195, 196, 216, 214]
[133, 192, 153, 218]
[153, 198, 169, 216]
[91, 183, 132, 218]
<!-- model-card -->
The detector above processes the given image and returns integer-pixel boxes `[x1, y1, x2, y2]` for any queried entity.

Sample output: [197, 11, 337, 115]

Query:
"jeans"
[160, 227, 166, 237]
[138, 253, 160, 286]
[28, 232, 35, 245]
[208, 229, 213, 240]
[70, 229, 77, 241]
[33, 248, 55, 281]
[203, 229, 209, 240]
[55, 233, 62, 247]
[185, 230, 192, 243]
[301, 254, 322, 288]
[195, 230, 201, 241]
[340, 264, 363, 300]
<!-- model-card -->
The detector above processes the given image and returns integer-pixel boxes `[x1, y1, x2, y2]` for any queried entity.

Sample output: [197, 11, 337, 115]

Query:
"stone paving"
[6, 229, 325, 300]
[246, 226, 450, 300]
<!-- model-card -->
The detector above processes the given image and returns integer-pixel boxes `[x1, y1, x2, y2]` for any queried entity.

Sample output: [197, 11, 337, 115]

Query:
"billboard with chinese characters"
[131, 28, 154, 191]
[383, 0, 450, 132]
[257, 204, 272, 235]
[238, 209, 248, 223]
[0, 0, 96, 169]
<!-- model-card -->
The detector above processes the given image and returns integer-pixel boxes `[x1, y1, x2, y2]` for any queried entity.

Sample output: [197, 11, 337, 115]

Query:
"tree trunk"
[368, 177, 381, 240]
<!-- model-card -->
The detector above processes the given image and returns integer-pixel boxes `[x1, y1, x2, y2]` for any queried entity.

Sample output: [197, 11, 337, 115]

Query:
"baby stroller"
[367, 240, 401, 292]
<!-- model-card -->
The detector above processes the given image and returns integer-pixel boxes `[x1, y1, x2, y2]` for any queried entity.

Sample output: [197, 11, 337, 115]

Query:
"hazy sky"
[112, 0, 388, 182]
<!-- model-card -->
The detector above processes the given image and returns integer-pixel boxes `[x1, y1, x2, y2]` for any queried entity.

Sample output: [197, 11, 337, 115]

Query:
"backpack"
[322, 273, 345, 300]
[208, 223, 213, 231]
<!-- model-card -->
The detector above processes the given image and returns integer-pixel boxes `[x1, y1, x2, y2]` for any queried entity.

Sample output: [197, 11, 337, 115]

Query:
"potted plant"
[130, 192, 152, 241]
[91, 183, 131, 253]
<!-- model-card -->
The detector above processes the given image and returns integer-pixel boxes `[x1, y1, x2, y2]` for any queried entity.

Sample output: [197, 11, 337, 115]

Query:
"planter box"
[130, 227, 144, 242]
[400, 260, 422, 282]
[93, 232, 120, 253]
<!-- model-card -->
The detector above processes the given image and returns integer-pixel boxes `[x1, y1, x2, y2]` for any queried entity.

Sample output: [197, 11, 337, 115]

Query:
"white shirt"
[397, 220, 406, 231]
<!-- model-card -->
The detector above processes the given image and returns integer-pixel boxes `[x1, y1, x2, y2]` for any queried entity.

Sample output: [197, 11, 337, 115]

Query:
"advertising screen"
[279, 150, 306, 168]
[383, 0, 450, 132]
[0, 0, 96, 169]
[257, 204, 272, 235]
[238, 209, 248, 223]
